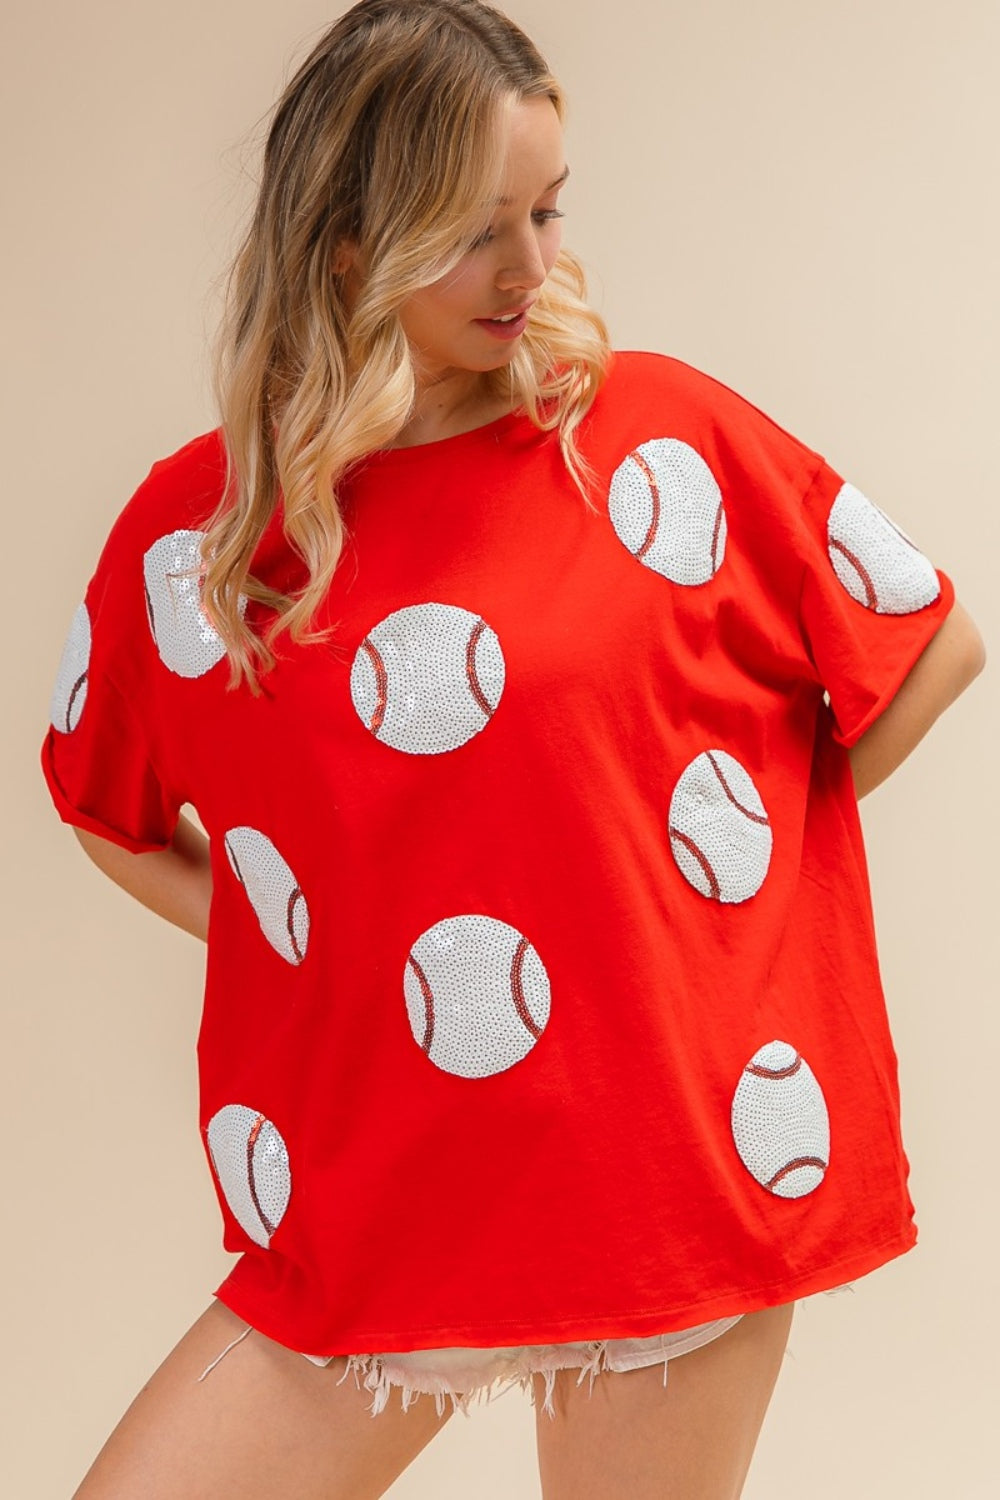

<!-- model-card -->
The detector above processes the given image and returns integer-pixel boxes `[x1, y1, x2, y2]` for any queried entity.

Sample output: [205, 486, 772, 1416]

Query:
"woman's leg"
[73, 1299, 455, 1500]
[532, 1301, 795, 1500]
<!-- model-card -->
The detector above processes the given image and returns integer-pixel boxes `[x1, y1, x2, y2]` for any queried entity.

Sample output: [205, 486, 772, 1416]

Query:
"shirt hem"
[211, 1221, 917, 1358]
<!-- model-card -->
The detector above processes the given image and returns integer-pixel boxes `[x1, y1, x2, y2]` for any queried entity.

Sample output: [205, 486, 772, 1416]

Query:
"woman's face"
[339, 96, 568, 389]
[398, 96, 567, 381]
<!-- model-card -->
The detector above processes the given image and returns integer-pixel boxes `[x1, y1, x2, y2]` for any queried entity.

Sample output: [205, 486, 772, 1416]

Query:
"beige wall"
[6, 2, 996, 1494]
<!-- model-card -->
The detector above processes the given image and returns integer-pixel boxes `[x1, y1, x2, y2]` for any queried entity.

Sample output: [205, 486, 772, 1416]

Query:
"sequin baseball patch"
[224, 826, 310, 965]
[350, 602, 506, 754]
[404, 914, 551, 1077]
[206, 1104, 291, 1247]
[826, 483, 940, 614]
[668, 749, 773, 903]
[607, 437, 727, 585]
[49, 600, 91, 733]
[731, 1040, 830, 1198]
[143, 529, 247, 678]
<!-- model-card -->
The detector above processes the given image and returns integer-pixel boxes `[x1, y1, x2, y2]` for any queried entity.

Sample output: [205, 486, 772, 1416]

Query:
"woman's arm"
[72, 813, 213, 942]
[848, 598, 987, 799]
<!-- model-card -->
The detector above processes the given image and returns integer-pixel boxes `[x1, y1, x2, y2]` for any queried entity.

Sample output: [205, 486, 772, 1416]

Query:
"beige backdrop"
[5, 1, 997, 1494]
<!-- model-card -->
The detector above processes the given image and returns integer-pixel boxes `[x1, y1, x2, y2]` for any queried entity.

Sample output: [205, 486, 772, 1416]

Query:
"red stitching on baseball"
[767, 1156, 827, 1190]
[65, 672, 87, 732]
[747, 1055, 801, 1080]
[144, 578, 156, 641]
[510, 936, 543, 1038]
[286, 887, 306, 965]
[466, 618, 495, 719]
[711, 499, 725, 572]
[407, 953, 435, 1055]
[360, 636, 388, 733]
[829, 538, 877, 609]
[196, 571, 219, 634]
[225, 837, 245, 887]
[705, 751, 769, 826]
[669, 826, 721, 900]
[631, 450, 661, 559]
[247, 1113, 277, 1237]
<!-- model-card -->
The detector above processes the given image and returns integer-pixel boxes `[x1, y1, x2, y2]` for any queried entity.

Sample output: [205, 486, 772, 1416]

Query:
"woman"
[41, 2, 986, 1496]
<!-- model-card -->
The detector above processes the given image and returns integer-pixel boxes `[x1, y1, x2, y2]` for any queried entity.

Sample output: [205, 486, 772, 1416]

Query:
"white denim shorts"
[200, 1283, 854, 1421]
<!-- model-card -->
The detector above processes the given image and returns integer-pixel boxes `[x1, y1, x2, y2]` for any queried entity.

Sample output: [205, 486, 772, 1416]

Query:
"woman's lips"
[474, 306, 530, 338]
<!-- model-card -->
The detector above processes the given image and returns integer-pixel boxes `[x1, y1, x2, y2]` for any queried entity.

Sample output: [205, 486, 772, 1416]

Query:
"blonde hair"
[202, 0, 613, 694]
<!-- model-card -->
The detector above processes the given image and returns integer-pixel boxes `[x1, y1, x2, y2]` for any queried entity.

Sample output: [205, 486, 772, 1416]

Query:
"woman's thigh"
[531, 1301, 795, 1500]
[73, 1299, 455, 1500]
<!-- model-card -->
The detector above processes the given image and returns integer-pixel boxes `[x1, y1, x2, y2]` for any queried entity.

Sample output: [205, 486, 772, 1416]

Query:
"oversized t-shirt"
[40, 348, 955, 1356]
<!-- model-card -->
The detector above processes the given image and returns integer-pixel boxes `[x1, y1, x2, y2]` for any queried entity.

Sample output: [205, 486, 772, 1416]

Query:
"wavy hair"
[201, 0, 613, 694]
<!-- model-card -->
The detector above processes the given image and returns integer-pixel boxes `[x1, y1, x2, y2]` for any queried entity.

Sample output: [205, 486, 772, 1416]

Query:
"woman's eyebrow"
[495, 164, 570, 207]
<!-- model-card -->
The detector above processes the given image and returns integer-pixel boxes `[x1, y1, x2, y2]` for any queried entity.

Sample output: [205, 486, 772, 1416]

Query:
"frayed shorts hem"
[319, 1318, 747, 1420]
[198, 1283, 854, 1420]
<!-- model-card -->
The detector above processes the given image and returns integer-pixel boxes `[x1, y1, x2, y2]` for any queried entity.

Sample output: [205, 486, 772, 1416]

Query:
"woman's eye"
[469, 210, 565, 251]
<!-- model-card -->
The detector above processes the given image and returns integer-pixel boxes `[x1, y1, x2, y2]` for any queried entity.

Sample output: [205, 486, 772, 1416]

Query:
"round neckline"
[361, 403, 538, 464]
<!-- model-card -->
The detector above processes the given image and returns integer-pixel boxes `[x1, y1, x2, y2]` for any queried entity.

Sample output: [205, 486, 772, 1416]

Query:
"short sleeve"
[675, 353, 959, 752]
[40, 486, 185, 854]
[41, 643, 181, 853]
[793, 455, 956, 748]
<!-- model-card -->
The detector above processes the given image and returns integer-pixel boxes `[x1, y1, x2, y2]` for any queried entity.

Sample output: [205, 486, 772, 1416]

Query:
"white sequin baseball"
[206, 1103, 291, 1247]
[49, 600, 91, 733]
[608, 437, 727, 585]
[827, 483, 940, 613]
[350, 602, 506, 754]
[668, 749, 772, 903]
[404, 914, 551, 1078]
[143, 529, 247, 678]
[731, 1040, 830, 1198]
[224, 826, 310, 965]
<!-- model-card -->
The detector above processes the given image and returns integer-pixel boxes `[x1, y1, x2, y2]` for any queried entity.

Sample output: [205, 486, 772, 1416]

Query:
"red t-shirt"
[41, 349, 955, 1355]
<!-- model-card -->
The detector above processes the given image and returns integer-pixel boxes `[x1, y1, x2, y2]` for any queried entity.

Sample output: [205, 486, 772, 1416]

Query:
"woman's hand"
[72, 813, 213, 941]
[848, 598, 986, 799]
